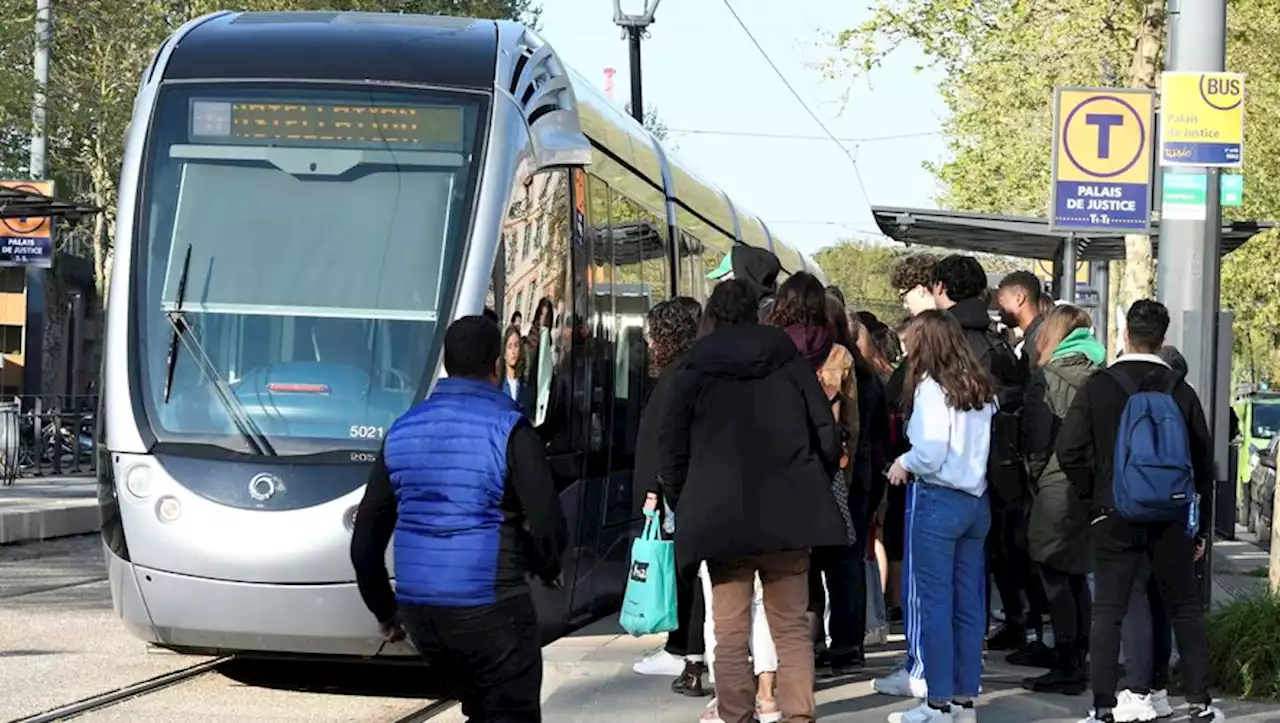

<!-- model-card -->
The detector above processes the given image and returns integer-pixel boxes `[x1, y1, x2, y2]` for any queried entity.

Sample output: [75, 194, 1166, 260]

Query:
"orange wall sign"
[0, 180, 55, 268]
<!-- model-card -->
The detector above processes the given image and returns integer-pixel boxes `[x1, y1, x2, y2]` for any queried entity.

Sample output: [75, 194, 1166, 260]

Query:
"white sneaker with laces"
[1150, 689, 1174, 718]
[632, 648, 685, 676]
[888, 702, 953, 723]
[873, 667, 929, 698]
[1113, 690, 1159, 722]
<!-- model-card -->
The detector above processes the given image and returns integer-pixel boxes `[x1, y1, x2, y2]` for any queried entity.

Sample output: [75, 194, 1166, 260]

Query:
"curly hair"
[646, 299, 699, 377]
[769, 272, 829, 329]
[931, 254, 987, 303]
[889, 254, 938, 292]
[901, 310, 995, 415]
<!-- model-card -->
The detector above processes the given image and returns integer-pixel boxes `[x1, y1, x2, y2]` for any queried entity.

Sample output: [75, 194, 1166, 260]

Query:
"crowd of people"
[627, 251, 1224, 723]
[349, 244, 1226, 723]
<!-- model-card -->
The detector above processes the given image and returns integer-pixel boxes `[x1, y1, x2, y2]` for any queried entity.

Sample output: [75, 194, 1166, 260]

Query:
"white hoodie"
[899, 375, 995, 497]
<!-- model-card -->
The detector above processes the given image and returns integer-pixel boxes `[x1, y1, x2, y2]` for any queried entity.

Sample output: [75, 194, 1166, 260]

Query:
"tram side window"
[490, 169, 572, 438]
[585, 174, 615, 477]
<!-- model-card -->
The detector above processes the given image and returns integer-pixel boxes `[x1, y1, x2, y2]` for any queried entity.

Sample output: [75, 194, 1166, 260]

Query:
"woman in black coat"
[658, 279, 846, 723]
[631, 297, 708, 694]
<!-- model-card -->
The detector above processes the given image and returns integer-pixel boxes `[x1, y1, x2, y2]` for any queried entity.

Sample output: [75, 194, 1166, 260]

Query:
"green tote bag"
[619, 509, 678, 636]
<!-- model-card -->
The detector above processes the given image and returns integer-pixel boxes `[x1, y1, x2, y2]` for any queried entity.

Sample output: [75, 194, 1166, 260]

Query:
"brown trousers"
[708, 550, 814, 723]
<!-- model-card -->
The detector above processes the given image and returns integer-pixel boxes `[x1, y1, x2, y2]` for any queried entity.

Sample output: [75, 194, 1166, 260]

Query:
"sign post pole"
[1155, 0, 1236, 420]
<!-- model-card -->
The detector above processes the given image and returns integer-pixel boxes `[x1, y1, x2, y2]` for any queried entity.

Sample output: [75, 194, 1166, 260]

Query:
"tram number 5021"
[349, 425, 386, 440]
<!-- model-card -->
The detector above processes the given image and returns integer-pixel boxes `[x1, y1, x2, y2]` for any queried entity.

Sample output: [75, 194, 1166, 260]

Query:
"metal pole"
[1061, 235, 1078, 304]
[29, 0, 49, 178]
[627, 26, 644, 124]
[1093, 261, 1112, 348]
[24, 0, 52, 405]
[1155, 0, 1225, 418]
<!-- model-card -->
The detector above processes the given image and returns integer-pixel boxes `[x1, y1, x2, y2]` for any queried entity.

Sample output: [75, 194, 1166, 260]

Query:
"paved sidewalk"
[427, 620, 1280, 722]
[0, 475, 97, 544]
[431, 529, 1279, 722]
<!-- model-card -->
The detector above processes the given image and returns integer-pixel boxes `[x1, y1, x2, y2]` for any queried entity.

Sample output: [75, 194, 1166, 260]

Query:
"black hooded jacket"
[656, 323, 847, 573]
[731, 246, 782, 318]
[948, 296, 1029, 507]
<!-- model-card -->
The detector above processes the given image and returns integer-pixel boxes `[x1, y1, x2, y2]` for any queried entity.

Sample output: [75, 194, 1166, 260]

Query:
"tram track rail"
[388, 698, 458, 722]
[11, 656, 233, 723]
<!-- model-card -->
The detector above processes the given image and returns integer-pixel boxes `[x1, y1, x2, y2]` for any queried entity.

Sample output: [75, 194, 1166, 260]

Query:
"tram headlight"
[156, 495, 182, 523]
[344, 505, 359, 532]
[125, 465, 152, 498]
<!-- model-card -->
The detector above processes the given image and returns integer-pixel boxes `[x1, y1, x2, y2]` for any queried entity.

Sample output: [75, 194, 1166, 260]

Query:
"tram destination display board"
[189, 100, 465, 151]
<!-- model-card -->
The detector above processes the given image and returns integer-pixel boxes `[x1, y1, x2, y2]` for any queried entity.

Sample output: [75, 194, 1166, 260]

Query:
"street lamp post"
[613, 0, 661, 124]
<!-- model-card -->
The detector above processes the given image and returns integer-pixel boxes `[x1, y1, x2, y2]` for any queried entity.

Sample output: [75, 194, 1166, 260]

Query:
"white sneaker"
[951, 703, 977, 723]
[633, 648, 685, 676]
[1188, 705, 1225, 722]
[1113, 690, 1159, 722]
[888, 702, 953, 723]
[1150, 690, 1174, 718]
[873, 667, 929, 698]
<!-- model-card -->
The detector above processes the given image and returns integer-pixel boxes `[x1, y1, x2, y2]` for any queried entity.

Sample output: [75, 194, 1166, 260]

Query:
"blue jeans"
[909, 482, 990, 702]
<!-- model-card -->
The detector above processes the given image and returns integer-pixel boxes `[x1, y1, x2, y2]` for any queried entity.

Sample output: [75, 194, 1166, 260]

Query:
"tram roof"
[872, 206, 1273, 262]
[165, 12, 498, 88]
[0, 186, 100, 221]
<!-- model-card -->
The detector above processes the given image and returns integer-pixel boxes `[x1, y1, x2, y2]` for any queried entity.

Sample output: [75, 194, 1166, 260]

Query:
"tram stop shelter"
[0, 185, 99, 221]
[0, 184, 101, 401]
[872, 205, 1273, 330]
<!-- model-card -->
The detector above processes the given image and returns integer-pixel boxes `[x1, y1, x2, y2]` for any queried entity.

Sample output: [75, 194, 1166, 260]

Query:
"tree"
[624, 102, 669, 143]
[826, 0, 1280, 369]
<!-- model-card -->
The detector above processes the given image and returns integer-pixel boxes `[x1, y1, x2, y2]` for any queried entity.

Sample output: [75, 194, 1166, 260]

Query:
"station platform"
[434, 530, 1275, 723]
[0, 474, 98, 545]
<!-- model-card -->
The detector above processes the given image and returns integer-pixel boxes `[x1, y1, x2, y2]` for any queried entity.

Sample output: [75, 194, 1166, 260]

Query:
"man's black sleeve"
[508, 421, 569, 583]
[1056, 378, 1096, 502]
[350, 446, 398, 625]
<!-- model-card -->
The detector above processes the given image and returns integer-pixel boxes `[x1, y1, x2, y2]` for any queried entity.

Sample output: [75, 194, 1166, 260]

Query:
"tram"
[99, 11, 827, 659]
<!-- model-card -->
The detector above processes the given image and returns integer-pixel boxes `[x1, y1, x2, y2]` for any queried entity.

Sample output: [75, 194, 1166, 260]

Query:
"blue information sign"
[1050, 88, 1156, 233]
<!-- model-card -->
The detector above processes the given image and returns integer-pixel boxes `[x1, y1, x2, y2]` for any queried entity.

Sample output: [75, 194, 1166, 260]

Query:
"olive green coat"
[1024, 353, 1097, 575]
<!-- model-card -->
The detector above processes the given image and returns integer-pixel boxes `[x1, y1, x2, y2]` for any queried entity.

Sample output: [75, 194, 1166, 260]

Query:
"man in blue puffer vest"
[351, 315, 568, 722]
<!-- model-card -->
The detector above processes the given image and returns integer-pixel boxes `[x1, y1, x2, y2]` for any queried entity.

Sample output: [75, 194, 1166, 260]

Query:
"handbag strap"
[641, 510, 661, 541]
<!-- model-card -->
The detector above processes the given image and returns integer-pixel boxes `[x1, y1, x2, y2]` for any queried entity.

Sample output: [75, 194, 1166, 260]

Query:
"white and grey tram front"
[99, 12, 594, 658]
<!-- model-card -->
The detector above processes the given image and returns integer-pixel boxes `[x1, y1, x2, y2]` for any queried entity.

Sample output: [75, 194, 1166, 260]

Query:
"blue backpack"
[1110, 370, 1196, 522]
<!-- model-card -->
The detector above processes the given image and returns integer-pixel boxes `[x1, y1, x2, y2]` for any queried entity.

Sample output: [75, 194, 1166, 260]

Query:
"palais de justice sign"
[1050, 87, 1155, 234]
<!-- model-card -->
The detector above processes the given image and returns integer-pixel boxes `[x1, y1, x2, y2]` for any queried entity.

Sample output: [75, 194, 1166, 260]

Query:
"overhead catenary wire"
[718, 0, 875, 213]
[667, 128, 941, 144]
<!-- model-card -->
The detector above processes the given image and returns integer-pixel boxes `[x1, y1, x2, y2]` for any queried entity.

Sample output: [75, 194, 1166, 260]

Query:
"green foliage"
[1204, 592, 1280, 700]
[624, 103, 669, 142]
[828, 0, 1280, 382]
[827, 0, 1142, 215]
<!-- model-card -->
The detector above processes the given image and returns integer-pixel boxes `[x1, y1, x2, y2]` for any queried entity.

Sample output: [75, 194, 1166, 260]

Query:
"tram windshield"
[132, 84, 487, 456]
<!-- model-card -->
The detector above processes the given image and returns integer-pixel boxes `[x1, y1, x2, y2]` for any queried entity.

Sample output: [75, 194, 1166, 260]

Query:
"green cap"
[707, 252, 733, 280]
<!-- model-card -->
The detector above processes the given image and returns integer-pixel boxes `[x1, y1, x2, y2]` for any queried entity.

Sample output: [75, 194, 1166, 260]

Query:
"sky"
[535, 0, 949, 256]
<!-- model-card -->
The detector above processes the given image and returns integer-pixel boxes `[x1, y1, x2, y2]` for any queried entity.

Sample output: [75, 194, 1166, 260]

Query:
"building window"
[0, 325, 22, 355]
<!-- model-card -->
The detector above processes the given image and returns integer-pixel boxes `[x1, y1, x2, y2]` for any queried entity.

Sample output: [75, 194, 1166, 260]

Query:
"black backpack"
[972, 329, 1028, 510]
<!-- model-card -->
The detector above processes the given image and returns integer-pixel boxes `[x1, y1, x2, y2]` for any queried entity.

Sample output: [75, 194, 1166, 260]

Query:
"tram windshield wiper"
[162, 244, 276, 457]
